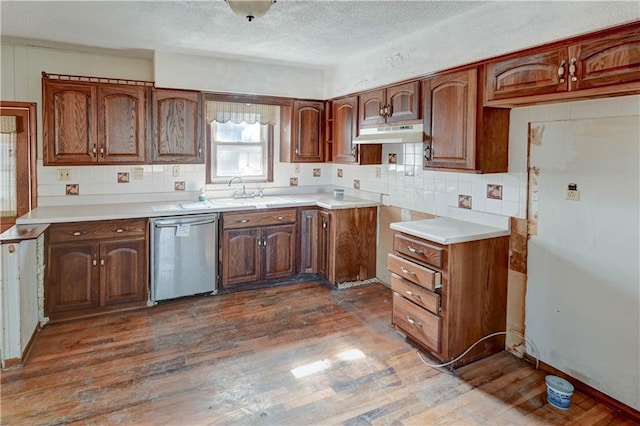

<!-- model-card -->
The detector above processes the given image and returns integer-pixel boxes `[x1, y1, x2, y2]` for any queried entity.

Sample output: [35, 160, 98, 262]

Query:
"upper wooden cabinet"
[485, 25, 640, 105]
[43, 79, 147, 165]
[359, 81, 420, 128]
[423, 68, 509, 173]
[150, 89, 204, 164]
[333, 96, 381, 165]
[280, 100, 325, 163]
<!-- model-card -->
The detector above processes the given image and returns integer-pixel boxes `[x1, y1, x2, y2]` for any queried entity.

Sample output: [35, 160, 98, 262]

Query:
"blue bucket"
[546, 375, 574, 410]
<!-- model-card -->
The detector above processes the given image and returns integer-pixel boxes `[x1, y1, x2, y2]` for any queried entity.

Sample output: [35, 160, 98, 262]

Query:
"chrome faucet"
[228, 176, 250, 199]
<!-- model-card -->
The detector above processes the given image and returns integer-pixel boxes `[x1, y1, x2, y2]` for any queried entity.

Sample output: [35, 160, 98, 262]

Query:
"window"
[206, 101, 277, 184]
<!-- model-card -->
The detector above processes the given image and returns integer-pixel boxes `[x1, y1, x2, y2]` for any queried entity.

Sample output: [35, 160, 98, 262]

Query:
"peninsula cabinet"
[221, 209, 297, 291]
[332, 96, 381, 165]
[45, 219, 148, 322]
[280, 100, 325, 163]
[485, 24, 640, 105]
[389, 231, 509, 369]
[359, 81, 420, 128]
[150, 89, 204, 164]
[43, 79, 148, 165]
[422, 68, 510, 173]
[319, 206, 377, 284]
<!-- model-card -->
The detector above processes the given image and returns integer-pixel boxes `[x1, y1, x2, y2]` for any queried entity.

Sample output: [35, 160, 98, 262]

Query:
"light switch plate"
[172, 166, 180, 177]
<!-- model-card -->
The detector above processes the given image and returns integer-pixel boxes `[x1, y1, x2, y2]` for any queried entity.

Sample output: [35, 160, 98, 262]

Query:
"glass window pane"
[216, 144, 264, 176]
[215, 121, 262, 143]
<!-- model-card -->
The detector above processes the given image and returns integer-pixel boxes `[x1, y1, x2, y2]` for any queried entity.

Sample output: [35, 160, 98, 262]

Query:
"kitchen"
[1, 1, 639, 424]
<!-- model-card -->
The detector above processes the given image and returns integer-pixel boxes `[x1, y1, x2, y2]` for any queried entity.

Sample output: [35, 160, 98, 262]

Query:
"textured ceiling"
[0, 1, 489, 67]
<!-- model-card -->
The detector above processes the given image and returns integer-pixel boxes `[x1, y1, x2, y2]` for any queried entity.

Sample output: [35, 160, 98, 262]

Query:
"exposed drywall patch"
[506, 269, 527, 356]
[528, 166, 540, 237]
[509, 217, 527, 274]
[529, 124, 545, 146]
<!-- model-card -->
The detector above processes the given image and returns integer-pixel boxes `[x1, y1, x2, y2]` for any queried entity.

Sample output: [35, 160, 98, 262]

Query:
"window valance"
[205, 101, 277, 125]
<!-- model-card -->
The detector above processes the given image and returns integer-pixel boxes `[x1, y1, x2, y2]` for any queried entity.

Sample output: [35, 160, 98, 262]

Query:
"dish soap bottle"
[198, 187, 207, 202]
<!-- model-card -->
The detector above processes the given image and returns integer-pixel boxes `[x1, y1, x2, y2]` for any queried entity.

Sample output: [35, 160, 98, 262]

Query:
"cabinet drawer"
[393, 292, 441, 353]
[48, 219, 147, 243]
[391, 273, 440, 315]
[394, 233, 444, 269]
[222, 209, 297, 229]
[387, 253, 441, 291]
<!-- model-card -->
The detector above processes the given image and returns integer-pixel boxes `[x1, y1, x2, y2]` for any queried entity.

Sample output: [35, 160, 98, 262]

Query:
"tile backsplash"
[36, 143, 527, 219]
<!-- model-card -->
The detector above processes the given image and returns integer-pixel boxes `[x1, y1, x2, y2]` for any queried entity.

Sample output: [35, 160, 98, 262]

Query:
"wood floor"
[1, 282, 635, 425]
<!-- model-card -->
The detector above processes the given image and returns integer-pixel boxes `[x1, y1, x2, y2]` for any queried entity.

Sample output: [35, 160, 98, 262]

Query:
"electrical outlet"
[134, 167, 144, 179]
[294, 164, 300, 174]
[172, 166, 180, 177]
[375, 167, 381, 179]
[566, 189, 580, 201]
[57, 169, 71, 181]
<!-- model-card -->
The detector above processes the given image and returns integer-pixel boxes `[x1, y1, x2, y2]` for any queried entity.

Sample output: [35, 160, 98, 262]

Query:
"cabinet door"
[570, 27, 640, 91]
[358, 89, 386, 128]
[43, 81, 97, 165]
[330, 207, 377, 283]
[423, 69, 477, 170]
[318, 210, 331, 280]
[300, 209, 319, 274]
[293, 100, 324, 162]
[151, 89, 203, 163]
[386, 81, 420, 124]
[221, 228, 261, 289]
[46, 242, 100, 317]
[98, 86, 147, 164]
[332, 96, 358, 164]
[485, 48, 568, 101]
[101, 238, 147, 305]
[263, 224, 296, 281]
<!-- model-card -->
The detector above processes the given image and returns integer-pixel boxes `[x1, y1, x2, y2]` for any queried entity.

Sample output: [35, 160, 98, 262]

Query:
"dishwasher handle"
[153, 216, 217, 228]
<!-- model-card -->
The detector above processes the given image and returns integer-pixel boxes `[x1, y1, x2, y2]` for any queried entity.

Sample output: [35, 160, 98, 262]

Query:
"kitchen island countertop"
[390, 216, 510, 245]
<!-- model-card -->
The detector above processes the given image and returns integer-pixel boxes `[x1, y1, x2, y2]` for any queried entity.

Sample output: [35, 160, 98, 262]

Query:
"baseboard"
[523, 354, 640, 422]
[1, 325, 40, 370]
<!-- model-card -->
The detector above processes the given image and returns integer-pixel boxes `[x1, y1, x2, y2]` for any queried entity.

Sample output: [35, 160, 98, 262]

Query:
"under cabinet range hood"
[353, 124, 424, 144]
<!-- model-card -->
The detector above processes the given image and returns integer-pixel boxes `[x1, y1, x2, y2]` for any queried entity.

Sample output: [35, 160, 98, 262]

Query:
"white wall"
[324, 2, 640, 98]
[155, 52, 324, 99]
[525, 95, 640, 410]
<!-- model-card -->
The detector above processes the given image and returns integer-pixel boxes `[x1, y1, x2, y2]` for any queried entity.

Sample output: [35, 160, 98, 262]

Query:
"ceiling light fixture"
[225, 0, 276, 22]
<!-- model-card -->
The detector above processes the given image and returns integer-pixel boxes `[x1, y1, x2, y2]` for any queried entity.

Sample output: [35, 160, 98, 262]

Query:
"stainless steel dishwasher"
[150, 213, 218, 302]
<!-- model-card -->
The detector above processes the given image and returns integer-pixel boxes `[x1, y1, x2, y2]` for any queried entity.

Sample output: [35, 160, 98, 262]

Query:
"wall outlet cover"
[57, 169, 71, 181]
[134, 167, 144, 179]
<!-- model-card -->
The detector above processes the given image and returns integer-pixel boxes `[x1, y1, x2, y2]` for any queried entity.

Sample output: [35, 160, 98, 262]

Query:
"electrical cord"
[416, 331, 540, 370]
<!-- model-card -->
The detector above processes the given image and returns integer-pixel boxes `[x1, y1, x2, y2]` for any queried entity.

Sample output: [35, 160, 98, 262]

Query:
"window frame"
[204, 93, 293, 185]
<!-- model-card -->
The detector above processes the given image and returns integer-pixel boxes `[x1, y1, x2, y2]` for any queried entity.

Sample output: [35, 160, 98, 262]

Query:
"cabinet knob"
[557, 60, 566, 83]
[100, 259, 105, 267]
[92, 256, 97, 267]
[569, 57, 578, 82]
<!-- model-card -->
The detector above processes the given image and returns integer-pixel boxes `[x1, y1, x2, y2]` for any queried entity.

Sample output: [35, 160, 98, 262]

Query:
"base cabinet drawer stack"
[389, 231, 509, 369]
[45, 218, 148, 322]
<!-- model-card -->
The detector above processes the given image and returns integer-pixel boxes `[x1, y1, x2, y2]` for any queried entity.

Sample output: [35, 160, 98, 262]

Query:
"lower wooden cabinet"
[221, 209, 297, 291]
[389, 231, 509, 369]
[45, 219, 148, 322]
[320, 206, 377, 284]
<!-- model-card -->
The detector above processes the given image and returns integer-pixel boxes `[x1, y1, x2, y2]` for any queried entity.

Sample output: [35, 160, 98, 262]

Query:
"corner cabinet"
[320, 206, 377, 284]
[359, 81, 420, 128]
[422, 68, 510, 173]
[280, 100, 325, 163]
[43, 79, 148, 165]
[45, 219, 148, 322]
[485, 24, 640, 105]
[150, 89, 204, 164]
[389, 231, 509, 369]
[332, 96, 381, 165]
[220, 209, 297, 291]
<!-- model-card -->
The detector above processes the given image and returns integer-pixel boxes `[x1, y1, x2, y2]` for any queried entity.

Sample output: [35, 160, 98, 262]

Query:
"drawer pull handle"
[115, 229, 124, 233]
[275, 216, 285, 220]
[406, 316, 422, 327]
[72, 231, 86, 236]
[407, 246, 423, 254]
[236, 219, 250, 223]
[405, 289, 420, 299]
[400, 267, 417, 276]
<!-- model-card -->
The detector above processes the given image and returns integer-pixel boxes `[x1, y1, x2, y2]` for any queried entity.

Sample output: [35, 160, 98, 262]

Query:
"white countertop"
[390, 216, 510, 245]
[15, 193, 379, 225]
